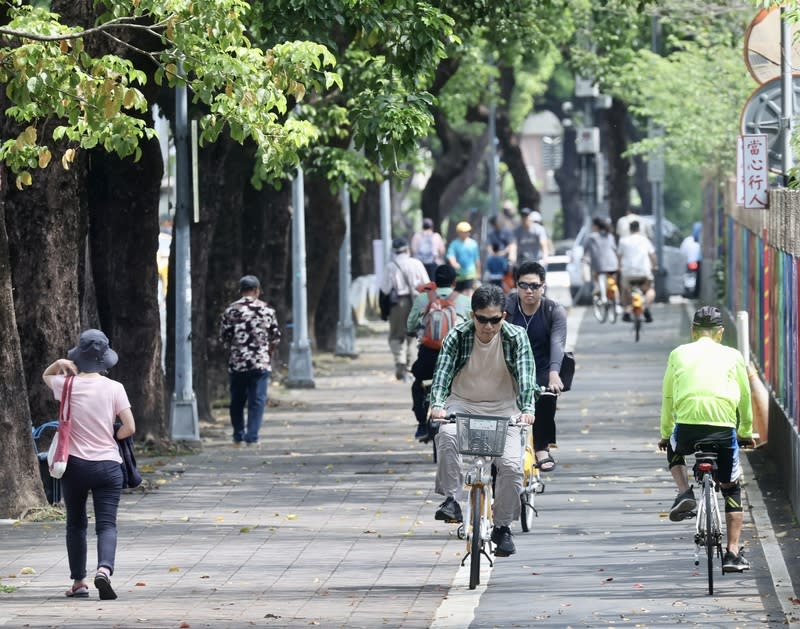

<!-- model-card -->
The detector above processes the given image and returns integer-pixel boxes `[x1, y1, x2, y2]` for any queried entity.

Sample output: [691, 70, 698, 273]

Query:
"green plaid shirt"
[429, 319, 538, 414]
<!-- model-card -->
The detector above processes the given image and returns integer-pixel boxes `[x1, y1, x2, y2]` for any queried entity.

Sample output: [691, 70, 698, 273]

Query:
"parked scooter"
[683, 261, 700, 298]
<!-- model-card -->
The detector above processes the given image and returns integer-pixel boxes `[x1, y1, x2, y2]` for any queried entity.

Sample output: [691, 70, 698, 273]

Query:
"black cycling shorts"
[667, 424, 741, 484]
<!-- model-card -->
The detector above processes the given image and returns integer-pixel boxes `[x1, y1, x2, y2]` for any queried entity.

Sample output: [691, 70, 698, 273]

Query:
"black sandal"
[94, 571, 117, 600]
[536, 455, 557, 472]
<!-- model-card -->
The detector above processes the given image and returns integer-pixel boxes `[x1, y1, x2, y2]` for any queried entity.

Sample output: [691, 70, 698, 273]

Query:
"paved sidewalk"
[1, 305, 798, 629]
[0, 323, 463, 629]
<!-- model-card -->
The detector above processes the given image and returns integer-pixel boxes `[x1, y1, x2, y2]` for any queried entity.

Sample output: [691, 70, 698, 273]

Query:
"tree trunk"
[421, 109, 486, 227]
[241, 182, 292, 368]
[0, 175, 46, 518]
[5, 142, 87, 427]
[305, 176, 345, 351]
[87, 138, 167, 442]
[496, 64, 540, 213]
[555, 122, 582, 239]
[628, 118, 652, 214]
[350, 181, 381, 278]
[190, 136, 253, 420]
[603, 98, 631, 226]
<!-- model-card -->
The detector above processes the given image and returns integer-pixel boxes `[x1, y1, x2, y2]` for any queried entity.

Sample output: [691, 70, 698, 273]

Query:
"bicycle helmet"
[692, 306, 723, 328]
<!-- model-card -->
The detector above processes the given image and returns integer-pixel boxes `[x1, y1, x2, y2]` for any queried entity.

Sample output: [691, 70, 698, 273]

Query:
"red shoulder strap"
[60, 376, 74, 424]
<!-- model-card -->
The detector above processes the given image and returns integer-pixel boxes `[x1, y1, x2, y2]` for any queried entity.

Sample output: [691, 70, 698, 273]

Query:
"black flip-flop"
[94, 572, 117, 600]
[536, 455, 557, 472]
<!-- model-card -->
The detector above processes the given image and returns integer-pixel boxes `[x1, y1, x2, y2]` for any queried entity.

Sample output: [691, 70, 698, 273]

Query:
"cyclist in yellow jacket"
[658, 306, 754, 573]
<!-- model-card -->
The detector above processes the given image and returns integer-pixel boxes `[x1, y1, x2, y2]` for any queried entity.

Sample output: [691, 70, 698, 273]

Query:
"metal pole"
[287, 166, 315, 388]
[651, 15, 667, 303]
[781, 6, 794, 187]
[335, 184, 358, 357]
[169, 65, 199, 440]
[488, 100, 499, 216]
[380, 176, 392, 267]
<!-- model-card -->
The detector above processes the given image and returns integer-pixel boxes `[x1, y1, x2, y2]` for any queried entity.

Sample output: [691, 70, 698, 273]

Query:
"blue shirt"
[446, 238, 480, 280]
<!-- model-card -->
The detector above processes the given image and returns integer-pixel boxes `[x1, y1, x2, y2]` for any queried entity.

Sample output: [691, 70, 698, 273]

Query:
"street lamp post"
[286, 165, 315, 388]
[335, 184, 358, 358]
[169, 66, 199, 441]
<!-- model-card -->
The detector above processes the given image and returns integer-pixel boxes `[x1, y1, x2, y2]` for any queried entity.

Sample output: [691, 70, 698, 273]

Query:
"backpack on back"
[416, 233, 435, 264]
[420, 290, 459, 350]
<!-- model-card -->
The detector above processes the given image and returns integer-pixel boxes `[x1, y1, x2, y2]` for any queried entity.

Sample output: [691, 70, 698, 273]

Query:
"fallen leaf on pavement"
[169, 566, 180, 573]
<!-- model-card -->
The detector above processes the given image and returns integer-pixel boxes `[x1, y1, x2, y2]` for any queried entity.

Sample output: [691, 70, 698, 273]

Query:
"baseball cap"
[692, 306, 723, 328]
[519, 207, 532, 217]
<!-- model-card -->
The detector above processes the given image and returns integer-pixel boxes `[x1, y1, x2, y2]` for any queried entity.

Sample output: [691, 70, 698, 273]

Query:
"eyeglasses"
[517, 281, 542, 291]
[474, 314, 504, 325]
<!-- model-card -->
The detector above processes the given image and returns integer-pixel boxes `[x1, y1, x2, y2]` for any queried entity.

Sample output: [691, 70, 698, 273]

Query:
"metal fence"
[722, 186, 800, 520]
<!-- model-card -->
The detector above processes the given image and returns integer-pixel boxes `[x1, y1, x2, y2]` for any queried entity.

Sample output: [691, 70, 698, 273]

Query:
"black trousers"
[410, 346, 439, 424]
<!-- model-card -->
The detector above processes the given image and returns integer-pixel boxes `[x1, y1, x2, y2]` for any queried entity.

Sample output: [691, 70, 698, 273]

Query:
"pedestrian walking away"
[446, 221, 481, 297]
[410, 217, 446, 279]
[504, 260, 567, 472]
[658, 306, 755, 573]
[380, 238, 430, 381]
[429, 284, 538, 557]
[407, 264, 471, 441]
[42, 329, 136, 601]
[220, 274, 281, 446]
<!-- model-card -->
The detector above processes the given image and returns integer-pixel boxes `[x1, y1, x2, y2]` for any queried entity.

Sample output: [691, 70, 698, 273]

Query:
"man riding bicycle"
[429, 284, 538, 557]
[658, 306, 754, 573]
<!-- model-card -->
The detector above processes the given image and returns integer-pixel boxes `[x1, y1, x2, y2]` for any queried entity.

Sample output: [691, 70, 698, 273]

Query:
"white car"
[543, 254, 573, 308]
[566, 216, 686, 304]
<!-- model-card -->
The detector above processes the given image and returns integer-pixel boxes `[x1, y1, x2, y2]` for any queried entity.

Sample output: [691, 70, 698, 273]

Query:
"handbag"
[47, 375, 75, 479]
[559, 351, 576, 392]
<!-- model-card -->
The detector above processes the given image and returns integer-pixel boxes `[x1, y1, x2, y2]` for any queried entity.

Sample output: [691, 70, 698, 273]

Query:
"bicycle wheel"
[592, 295, 607, 323]
[520, 491, 535, 532]
[705, 479, 714, 595]
[469, 487, 482, 590]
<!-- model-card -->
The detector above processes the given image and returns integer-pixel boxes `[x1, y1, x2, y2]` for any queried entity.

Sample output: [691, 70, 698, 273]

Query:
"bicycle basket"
[455, 414, 508, 457]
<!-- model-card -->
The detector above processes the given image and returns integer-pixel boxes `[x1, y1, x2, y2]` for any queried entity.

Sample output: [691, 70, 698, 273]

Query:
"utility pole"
[781, 6, 794, 187]
[286, 165, 315, 388]
[650, 15, 667, 303]
[380, 176, 392, 267]
[488, 95, 499, 216]
[335, 184, 358, 358]
[169, 64, 199, 441]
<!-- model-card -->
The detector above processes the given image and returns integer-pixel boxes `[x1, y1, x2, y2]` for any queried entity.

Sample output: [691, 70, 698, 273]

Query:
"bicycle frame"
[693, 453, 723, 596]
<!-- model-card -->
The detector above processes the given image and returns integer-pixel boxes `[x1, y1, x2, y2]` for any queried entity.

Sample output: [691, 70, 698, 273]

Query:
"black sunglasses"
[474, 314, 504, 325]
[517, 281, 542, 291]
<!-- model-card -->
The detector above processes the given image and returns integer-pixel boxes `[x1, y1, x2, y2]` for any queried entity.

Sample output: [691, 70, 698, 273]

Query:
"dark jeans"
[61, 456, 123, 580]
[230, 369, 270, 443]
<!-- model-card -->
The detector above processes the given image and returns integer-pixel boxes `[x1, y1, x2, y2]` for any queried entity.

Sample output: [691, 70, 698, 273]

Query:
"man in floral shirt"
[220, 275, 281, 446]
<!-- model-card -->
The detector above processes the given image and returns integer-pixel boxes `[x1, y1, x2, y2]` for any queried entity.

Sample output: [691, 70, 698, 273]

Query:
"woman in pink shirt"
[43, 329, 136, 600]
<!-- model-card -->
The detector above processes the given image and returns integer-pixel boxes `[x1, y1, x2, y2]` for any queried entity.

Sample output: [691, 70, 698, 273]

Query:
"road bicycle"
[689, 438, 755, 596]
[692, 449, 723, 595]
[448, 413, 514, 590]
[591, 272, 621, 324]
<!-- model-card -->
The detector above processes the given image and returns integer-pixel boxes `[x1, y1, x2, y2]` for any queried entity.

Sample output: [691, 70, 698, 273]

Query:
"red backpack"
[420, 290, 459, 350]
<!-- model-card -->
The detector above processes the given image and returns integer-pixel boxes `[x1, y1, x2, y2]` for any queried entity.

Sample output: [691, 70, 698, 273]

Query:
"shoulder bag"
[47, 375, 75, 479]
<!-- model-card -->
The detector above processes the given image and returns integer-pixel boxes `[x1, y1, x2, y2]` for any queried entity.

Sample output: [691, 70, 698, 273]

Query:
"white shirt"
[618, 233, 655, 277]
